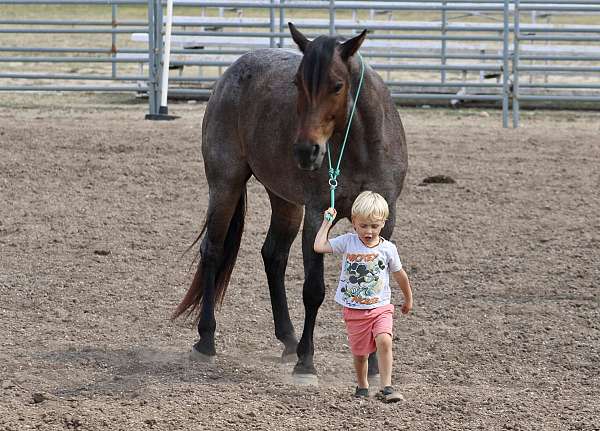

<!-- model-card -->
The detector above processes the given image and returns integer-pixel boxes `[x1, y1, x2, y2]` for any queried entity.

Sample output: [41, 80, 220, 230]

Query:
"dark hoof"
[292, 373, 318, 386]
[190, 346, 216, 363]
[190, 341, 216, 363]
[292, 361, 318, 385]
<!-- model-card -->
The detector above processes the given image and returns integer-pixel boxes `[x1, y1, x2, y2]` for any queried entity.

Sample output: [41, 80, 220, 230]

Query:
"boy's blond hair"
[351, 191, 389, 221]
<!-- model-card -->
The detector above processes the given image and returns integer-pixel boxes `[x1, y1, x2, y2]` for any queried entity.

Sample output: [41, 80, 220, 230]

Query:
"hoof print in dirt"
[63, 415, 82, 429]
[419, 175, 456, 186]
[32, 392, 46, 404]
[144, 418, 158, 428]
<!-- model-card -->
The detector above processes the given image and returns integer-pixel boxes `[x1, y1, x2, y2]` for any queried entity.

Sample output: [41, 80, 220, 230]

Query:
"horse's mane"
[302, 36, 340, 99]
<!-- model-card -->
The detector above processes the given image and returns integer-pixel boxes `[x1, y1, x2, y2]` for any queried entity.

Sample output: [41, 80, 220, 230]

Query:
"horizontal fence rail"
[0, 0, 152, 96]
[1, 0, 600, 126]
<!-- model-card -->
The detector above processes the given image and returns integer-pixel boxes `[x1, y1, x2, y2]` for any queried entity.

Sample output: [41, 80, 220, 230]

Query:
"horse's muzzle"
[293, 141, 325, 171]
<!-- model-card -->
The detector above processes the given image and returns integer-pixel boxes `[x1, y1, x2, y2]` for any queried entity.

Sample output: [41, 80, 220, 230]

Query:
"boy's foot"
[354, 387, 369, 398]
[376, 386, 404, 403]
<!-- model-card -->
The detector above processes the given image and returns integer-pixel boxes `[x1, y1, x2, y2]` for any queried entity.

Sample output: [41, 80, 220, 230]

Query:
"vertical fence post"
[513, 0, 521, 128]
[111, 3, 117, 78]
[147, 0, 177, 120]
[269, 0, 276, 48]
[501, 0, 510, 128]
[441, 0, 447, 84]
[146, 0, 159, 117]
[329, 0, 335, 36]
[279, 0, 285, 48]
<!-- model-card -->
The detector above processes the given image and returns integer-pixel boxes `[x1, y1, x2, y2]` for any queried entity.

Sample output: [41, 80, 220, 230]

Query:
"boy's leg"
[374, 333, 393, 387]
[353, 354, 369, 389]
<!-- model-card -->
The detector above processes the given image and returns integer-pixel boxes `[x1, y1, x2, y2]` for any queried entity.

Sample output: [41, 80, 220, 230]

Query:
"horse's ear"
[340, 29, 367, 61]
[289, 22, 309, 53]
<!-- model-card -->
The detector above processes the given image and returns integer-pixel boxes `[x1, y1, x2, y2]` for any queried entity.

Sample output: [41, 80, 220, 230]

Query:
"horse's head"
[289, 23, 367, 171]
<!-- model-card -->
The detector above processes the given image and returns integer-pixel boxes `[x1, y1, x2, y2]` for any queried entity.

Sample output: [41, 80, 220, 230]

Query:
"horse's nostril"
[311, 144, 320, 159]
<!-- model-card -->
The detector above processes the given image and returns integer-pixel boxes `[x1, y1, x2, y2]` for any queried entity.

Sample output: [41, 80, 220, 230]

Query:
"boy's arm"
[313, 208, 337, 254]
[392, 269, 413, 314]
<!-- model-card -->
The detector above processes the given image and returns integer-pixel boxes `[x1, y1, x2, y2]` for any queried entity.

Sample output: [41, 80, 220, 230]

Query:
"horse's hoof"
[292, 373, 318, 386]
[190, 346, 216, 363]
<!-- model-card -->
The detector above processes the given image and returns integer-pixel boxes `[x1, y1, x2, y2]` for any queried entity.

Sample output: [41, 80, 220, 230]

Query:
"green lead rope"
[325, 52, 365, 222]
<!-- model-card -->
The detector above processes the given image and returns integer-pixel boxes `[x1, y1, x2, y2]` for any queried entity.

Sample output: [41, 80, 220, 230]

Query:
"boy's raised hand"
[324, 207, 337, 223]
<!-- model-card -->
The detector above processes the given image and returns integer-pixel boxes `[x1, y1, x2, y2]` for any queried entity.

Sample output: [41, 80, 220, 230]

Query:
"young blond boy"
[314, 191, 413, 402]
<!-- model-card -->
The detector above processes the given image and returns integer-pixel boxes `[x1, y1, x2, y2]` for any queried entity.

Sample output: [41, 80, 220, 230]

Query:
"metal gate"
[2, 0, 600, 127]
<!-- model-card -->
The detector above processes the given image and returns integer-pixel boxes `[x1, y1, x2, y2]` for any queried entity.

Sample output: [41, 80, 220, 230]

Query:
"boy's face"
[352, 215, 386, 247]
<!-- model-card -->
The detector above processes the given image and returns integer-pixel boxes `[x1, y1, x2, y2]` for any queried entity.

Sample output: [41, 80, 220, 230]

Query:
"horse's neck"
[323, 58, 390, 174]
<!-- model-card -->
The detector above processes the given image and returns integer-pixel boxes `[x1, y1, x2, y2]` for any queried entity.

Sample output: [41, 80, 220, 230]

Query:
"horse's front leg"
[261, 191, 303, 362]
[293, 207, 325, 383]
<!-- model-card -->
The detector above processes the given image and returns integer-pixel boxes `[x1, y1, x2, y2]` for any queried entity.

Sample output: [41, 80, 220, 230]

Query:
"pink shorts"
[343, 304, 394, 356]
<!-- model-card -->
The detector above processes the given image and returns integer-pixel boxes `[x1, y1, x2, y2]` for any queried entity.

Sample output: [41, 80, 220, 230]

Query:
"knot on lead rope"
[326, 169, 340, 222]
[328, 168, 340, 188]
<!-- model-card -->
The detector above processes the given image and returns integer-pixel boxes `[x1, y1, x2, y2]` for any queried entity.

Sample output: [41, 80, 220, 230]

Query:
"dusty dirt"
[0, 94, 599, 430]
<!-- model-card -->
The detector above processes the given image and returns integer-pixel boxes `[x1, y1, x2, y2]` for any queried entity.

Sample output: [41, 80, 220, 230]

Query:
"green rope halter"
[325, 52, 365, 222]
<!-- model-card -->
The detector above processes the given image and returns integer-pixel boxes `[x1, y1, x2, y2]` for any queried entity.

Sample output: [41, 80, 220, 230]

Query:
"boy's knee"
[354, 355, 368, 363]
[375, 333, 392, 350]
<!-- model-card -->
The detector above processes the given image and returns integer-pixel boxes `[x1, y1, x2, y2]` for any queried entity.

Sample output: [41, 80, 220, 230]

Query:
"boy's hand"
[401, 299, 413, 314]
[324, 207, 337, 223]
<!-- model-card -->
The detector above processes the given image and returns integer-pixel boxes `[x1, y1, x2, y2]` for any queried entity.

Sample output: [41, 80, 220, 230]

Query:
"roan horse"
[173, 23, 407, 383]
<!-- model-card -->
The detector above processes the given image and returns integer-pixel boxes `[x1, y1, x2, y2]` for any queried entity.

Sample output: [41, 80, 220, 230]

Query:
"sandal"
[376, 386, 404, 403]
[354, 387, 369, 398]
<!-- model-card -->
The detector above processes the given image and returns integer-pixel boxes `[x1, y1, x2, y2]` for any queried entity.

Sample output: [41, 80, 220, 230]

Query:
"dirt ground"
[0, 94, 598, 430]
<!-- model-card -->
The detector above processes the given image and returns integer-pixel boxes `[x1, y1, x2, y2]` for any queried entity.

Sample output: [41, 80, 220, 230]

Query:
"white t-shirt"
[329, 233, 402, 309]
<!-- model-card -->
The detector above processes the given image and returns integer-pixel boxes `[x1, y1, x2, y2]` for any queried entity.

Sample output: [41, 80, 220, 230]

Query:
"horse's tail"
[171, 188, 247, 321]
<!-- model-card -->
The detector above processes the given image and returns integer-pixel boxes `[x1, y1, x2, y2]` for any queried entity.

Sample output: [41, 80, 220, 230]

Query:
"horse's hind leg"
[191, 172, 250, 359]
[261, 191, 302, 362]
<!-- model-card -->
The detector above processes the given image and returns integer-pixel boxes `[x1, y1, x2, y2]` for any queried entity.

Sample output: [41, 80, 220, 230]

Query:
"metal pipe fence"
[1, 0, 600, 127]
[0, 0, 151, 95]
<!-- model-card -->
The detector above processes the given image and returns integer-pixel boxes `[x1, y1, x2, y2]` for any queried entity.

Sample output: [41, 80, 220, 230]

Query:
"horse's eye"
[333, 82, 343, 94]
[292, 77, 299, 87]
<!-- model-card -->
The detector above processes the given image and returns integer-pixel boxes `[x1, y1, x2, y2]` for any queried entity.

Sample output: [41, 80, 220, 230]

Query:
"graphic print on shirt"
[340, 253, 386, 305]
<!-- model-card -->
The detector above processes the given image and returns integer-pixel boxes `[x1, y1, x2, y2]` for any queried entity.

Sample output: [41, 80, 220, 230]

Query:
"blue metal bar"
[112, 4, 117, 78]
[269, 0, 276, 48]
[501, 0, 510, 128]
[441, 0, 447, 83]
[512, 0, 520, 128]
[278, 0, 285, 48]
[329, 0, 335, 35]
[0, 19, 146, 25]
[0, 28, 149, 33]
[518, 95, 600, 102]
[147, 0, 159, 115]
[0, 56, 149, 62]
[0, 73, 147, 80]
[0, 85, 147, 91]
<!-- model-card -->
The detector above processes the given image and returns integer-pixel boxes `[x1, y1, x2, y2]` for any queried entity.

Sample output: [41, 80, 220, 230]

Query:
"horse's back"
[205, 49, 299, 114]
[202, 49, 302, 191]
